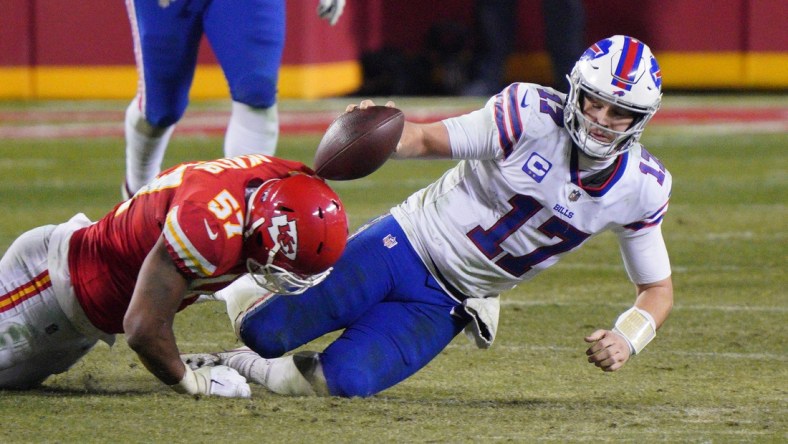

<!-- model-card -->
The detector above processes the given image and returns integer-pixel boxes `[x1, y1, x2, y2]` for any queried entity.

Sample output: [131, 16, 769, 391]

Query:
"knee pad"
[238, 308, 289, 359]
[324, 363, 378, 398]
[230, 73, 278, 109]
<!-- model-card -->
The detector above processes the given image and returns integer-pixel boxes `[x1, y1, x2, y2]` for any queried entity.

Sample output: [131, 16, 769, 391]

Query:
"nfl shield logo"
[382, 234, 398, 249]
[569, 190, 581, 202]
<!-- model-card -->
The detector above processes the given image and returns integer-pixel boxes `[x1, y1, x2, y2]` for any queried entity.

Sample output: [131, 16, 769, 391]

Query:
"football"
[313, 106, 405, 180]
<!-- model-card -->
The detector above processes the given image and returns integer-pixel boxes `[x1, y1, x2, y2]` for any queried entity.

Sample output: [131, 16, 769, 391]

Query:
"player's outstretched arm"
[346, 100, 451, 159]
[124, 237, 252, 397]
[584, 276, 673, 372]
[124, 236, 190, 386]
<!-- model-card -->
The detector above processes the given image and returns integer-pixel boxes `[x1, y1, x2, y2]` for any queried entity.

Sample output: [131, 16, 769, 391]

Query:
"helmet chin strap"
[265, 242, 282, 267]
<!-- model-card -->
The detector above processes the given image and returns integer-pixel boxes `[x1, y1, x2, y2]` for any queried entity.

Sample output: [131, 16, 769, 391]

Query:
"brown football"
[313, 106, 404, 180]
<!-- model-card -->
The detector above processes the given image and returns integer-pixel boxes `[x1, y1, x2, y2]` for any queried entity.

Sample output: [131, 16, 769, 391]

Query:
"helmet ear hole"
[316, 242, 324, 254]
[255, 231, 264, 246]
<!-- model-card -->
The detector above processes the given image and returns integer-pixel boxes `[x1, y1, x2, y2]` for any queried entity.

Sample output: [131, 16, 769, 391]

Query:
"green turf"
[0, 98, 786, 443]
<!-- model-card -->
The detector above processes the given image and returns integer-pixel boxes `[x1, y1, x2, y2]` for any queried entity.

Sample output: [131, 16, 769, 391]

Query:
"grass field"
[0, 96, 786, 443]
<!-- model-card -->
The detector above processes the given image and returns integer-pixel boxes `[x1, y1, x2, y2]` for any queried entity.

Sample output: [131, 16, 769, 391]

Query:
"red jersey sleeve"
[161, 201, 244, 279]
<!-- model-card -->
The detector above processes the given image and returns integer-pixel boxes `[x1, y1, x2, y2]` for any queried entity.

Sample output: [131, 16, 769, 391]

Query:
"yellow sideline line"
[0, 52, 785, 99]
[0, 60, 362, 100]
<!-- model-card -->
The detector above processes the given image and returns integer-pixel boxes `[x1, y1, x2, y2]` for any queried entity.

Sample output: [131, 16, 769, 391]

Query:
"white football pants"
[0, 215, 112, 389]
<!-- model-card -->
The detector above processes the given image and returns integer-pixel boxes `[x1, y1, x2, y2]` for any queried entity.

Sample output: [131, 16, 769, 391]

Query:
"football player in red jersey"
[0, 154, 348, 398]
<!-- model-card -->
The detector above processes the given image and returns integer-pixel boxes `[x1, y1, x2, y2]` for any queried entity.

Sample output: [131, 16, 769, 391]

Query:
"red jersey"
[68, 155, 312, 334]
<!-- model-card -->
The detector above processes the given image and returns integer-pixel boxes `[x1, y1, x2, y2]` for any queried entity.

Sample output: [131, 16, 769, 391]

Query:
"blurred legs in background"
[463, 0, 586, 95]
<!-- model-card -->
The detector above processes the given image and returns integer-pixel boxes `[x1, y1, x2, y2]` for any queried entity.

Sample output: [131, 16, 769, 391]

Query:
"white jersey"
[391, 83, 672, 299]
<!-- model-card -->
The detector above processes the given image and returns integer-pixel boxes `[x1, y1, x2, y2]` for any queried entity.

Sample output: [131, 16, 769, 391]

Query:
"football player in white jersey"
[185, 35, 674, 398]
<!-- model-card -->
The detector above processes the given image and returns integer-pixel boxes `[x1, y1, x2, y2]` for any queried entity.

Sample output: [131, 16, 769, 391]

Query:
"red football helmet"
[243, 174, 348, 294]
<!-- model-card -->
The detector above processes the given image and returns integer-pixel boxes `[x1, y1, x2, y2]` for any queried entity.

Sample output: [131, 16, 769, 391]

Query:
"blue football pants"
[240, 215, 470, 397]
[127, 0, 285, 127]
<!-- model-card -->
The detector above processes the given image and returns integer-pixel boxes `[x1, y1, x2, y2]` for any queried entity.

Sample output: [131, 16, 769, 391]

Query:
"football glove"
[171, 365, 251, 398]
[316, 0, 346, 26]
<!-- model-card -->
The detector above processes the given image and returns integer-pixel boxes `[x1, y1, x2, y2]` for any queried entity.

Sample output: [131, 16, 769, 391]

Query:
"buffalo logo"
[580, 39, 613, 61]
[649, 56, 662, 89]
[267, 214, 298, 260]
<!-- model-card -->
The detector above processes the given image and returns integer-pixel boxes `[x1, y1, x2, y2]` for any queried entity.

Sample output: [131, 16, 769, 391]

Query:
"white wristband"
[612, 307, 656, 355]
[170, 365, 208, 395]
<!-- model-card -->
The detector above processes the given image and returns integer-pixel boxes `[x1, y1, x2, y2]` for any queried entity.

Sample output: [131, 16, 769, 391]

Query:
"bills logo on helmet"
[649, 56, 662, 88]
[581, 38, 613, 61]
[611, 36, 646, 91]
[268, 215, 298, 260]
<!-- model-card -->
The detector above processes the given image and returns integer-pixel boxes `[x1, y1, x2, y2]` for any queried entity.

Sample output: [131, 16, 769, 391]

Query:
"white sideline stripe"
[499, 299, 788, 313]
[540, 263, 769, 273]
[177, 341, 787, 363]
[445, 343, 788, 361]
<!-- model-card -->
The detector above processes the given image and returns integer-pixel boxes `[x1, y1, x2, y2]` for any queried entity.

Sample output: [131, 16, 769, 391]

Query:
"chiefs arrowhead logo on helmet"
[268, 214, 298, 260]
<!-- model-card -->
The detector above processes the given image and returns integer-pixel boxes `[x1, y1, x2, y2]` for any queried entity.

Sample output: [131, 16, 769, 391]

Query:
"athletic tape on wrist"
[613, 307, 656, 355]
[171, 366, 200, 395]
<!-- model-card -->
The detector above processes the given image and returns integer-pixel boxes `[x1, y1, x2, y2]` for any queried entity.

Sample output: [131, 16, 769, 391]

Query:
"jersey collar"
[569, 145, 628, 197]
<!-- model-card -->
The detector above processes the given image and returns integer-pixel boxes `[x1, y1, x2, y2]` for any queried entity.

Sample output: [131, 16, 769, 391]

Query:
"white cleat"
[181, 347, 256, 371]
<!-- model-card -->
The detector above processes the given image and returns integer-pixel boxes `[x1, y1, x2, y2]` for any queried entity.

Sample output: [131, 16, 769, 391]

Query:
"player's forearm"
[634, 276, 673, 329]
[124, 236, 190, 385]
[124, 310, 184, 385]
[394, 121, 451, 159]
[604, 276, 673, 358]
[127, 325, 185, 385]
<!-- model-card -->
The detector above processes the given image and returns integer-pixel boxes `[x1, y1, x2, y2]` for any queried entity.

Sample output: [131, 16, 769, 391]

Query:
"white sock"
[124, 99, 175, 193]
[225, 352, 326, 396]
[212, 274, 273, 337]
[224, 101, 278, 157]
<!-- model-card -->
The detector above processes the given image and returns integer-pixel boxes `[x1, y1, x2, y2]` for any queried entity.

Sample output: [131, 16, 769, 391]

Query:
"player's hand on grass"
[172, 365, 251, 398]
[584, 329, 632, 372]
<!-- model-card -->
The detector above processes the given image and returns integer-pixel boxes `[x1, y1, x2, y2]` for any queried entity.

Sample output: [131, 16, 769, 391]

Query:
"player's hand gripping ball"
[313, 106, 404, 180]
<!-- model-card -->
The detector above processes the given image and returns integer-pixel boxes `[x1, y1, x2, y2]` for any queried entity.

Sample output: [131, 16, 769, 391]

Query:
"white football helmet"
[564, 35, 663, 159]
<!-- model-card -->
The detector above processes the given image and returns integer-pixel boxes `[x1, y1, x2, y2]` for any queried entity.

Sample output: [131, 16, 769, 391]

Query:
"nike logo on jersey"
[204, 219, 219, 240]
[520, 90, 529, 108]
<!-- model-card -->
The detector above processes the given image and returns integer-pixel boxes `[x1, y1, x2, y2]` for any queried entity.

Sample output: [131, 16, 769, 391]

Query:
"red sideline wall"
[0, 0, 786, 99]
